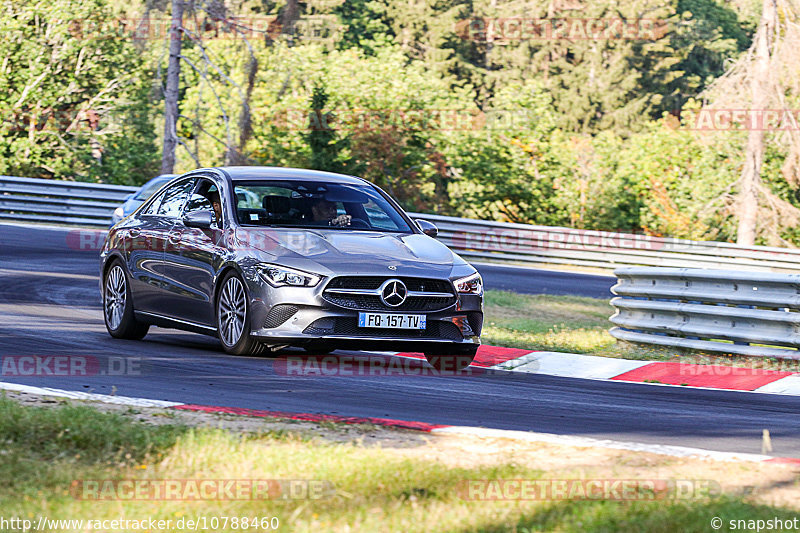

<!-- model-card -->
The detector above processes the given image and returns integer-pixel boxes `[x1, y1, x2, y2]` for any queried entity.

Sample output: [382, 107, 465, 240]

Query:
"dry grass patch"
[2, 395, 799, 532]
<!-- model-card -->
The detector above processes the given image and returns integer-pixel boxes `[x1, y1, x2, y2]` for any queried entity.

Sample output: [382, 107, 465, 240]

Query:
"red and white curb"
[0, 381, 183, 407]
[390, 346, 800, 396]
[2, 345, 799, 463]
[2, 379, 799, 464]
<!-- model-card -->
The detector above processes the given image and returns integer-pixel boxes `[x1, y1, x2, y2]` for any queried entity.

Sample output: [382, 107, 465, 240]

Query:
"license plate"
[358, 312, 426, 330]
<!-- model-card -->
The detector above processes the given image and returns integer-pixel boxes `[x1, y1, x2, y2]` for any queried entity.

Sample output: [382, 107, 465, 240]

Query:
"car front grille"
[322, 276, 456, 312]
[303, 317, 463, 341]
[325, 277, 453, 292]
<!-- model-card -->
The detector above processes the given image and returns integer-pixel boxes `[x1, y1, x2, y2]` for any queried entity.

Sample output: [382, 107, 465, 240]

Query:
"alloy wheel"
[219, 276, 247, 346]
[105, 265, 126, 330]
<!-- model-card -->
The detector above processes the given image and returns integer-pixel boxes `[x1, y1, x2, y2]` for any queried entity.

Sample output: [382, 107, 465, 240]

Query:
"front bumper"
[243, 273, 483, 349]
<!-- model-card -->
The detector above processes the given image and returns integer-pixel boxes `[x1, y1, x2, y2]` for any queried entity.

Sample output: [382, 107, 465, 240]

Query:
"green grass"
[0, 395, 796, 532]
[482, 291, 614, 353]
[482, 290, 800, 370]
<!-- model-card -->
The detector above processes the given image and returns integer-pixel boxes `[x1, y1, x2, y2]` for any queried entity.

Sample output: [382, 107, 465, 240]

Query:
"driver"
[310, 199, 351, 227]
[206, 189, 222, 224]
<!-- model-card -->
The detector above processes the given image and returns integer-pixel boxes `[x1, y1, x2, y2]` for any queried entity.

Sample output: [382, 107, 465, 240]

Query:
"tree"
[702, 0, 800, 245]
[161, 0, 184, 174]
[0, 0, 159, 183]
[306, 85, 358, 174]
[737, 0, 775, 245]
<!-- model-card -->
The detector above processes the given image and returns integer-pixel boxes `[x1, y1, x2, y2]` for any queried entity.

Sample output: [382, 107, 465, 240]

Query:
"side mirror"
[184, 210, 214, 229]
[416, 219, 438, 237]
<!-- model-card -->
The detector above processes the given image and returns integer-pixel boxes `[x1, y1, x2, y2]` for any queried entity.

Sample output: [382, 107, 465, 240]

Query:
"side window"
[185, 179, 223, 226]
[156, 180, 194, 218]
[184, 193, 213, 213]
[141, 190, 166, 215]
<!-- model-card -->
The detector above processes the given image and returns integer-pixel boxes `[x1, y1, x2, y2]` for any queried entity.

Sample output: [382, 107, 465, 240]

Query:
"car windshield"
[233, 180, 412, 232]
[133, 178, 171, 200]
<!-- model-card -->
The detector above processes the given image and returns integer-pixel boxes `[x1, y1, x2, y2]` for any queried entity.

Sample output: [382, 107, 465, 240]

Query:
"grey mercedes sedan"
[100, 167, 483, 370]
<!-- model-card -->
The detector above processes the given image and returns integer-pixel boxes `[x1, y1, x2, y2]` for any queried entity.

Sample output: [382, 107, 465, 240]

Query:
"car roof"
[215, 166, 367, 185]
[147, 174, 175, 184]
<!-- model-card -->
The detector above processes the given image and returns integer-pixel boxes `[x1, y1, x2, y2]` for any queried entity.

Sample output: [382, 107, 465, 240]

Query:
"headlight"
[454, 272, 483, 295]
[112, 207, 124, 220]
[257, 264, 321, 287]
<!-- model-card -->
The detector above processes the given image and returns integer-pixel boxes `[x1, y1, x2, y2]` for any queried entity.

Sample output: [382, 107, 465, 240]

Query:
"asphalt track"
[473, 262, 615, 298]
[1, 222, 799, 457]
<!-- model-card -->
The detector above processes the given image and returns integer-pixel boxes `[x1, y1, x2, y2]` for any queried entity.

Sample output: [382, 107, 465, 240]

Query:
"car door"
[161, 177, 227, 325]
[127, 177, 194, 314]
[124, 187, 169, 313]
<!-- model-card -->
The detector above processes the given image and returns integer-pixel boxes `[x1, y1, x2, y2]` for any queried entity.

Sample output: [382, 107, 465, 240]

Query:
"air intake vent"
[303, 318, 463, 341]
[263, 304, 299, 329]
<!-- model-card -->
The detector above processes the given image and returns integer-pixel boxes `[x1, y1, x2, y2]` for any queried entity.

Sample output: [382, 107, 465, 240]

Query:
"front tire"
[424, 344, 478, 372]
[103, 260, 149, 340]
[217, 271, 263, 355]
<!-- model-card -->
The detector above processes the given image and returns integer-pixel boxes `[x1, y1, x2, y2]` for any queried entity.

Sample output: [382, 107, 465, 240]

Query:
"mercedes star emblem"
[380, 279, 407, 307]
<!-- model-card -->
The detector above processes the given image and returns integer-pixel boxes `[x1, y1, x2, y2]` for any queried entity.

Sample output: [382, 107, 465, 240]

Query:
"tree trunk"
[281, 0, 301, 43]
[737, 0, 776, 245]
[227, 54, 258, 165]
[485, 0, 497, 69]
[161, 0, 183, 175]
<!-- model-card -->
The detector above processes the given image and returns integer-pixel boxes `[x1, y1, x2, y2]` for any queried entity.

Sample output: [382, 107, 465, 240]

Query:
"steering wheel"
[348, 218, 370, 229]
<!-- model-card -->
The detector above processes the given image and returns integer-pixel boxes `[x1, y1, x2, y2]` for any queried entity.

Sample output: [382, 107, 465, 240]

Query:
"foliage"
[0, 0, 159, 184]
[3, 0, 800, 246]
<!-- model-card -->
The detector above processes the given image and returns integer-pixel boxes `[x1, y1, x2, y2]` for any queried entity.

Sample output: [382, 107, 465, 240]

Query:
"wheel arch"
[212, 262, 247, 311]
[102, 251, 127, 278]
[101, 251, 129, 300]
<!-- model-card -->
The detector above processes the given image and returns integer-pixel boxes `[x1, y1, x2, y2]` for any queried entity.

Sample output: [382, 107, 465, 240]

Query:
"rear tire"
[216, 271, 263, 355]
[103, 260, 149, 340]
[423, 344, 478, 372]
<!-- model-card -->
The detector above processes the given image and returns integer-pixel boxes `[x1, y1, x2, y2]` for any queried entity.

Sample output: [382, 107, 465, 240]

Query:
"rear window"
[134, 177, 171, 200]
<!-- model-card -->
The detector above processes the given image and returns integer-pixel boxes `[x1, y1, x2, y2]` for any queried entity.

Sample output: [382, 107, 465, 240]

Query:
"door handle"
[168, 232, 182, 244]
[129, 229, 141, 238]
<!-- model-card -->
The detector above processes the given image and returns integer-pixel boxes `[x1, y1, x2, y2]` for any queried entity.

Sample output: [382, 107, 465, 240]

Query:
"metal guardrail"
[410, 213, 800, 273]
[3, 175, 800, 274]
[609, 267, 800, 359]
[0, 176, 138, 227]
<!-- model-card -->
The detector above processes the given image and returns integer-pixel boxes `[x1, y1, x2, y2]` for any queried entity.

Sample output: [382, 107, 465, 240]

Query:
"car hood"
[234, 227, 470, 278]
